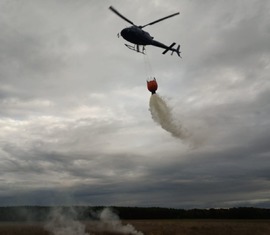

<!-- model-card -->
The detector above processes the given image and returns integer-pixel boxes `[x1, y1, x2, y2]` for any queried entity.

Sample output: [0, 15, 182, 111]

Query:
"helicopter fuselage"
[121, 26, 153, 45]
[120, 26, 171, 51]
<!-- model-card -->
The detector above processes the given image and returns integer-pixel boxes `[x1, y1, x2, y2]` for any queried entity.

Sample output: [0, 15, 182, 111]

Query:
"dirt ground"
[0, 220, 270, 235]
[121, 220, 270, 235]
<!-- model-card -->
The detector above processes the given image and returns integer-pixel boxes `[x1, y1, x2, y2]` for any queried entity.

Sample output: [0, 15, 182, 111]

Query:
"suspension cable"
[143, 50, 155, 80]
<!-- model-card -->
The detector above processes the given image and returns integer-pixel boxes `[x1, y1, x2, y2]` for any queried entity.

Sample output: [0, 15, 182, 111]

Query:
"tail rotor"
[171, 45, 181, 57]
[163, 43, 182, 58]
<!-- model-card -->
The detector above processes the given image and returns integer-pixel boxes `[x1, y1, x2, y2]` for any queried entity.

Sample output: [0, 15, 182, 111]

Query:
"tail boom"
[151, 40, 181, 57]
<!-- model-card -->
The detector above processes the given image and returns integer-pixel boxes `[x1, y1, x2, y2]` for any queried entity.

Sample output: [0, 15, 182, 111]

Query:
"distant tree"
[0, 206, 270, 221]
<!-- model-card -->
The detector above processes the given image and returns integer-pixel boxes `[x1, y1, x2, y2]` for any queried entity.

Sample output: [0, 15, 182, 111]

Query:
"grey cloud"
[0, 0, 270, 208]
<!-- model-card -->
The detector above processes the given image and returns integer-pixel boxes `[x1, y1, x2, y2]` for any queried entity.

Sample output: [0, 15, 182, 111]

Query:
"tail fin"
[163, 43, 181, 58]
[174, 45, 181, 58]
[162, 43, 176, 55]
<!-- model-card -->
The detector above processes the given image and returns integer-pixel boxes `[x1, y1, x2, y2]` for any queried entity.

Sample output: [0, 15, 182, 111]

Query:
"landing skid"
[124, 44, 145, 54]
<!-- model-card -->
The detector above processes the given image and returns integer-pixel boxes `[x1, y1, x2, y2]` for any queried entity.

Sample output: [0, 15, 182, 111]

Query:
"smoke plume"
[45, 207, 89, 235]
[149, 94, 192, 143]
[97, 208, 143, 235]
[45, 207, 143, 235]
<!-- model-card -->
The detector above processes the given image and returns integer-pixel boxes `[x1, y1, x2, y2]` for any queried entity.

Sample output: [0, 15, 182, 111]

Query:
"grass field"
[0, 220, 270, 235]
[123, 220, 270, 235]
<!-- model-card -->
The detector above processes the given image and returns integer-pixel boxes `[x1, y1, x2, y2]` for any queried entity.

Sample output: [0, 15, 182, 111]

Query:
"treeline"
[0, 206, 270, 221]
[114, 207, 270, 220]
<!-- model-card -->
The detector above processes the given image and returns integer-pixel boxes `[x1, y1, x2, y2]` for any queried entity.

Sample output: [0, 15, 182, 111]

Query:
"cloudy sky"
[0, 0, 270, 209]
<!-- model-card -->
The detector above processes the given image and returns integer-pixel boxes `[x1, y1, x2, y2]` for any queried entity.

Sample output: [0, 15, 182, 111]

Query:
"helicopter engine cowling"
[121, 26, 153, 45]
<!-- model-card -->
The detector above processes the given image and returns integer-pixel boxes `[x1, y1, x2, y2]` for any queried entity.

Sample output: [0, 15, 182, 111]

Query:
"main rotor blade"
[109, 6, 135, 26]
[141, 12, 180, 28]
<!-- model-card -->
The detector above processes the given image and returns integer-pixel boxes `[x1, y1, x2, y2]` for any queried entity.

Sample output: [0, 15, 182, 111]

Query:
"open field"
[0, 220, 270, 235]
[123, 220, 270, 235]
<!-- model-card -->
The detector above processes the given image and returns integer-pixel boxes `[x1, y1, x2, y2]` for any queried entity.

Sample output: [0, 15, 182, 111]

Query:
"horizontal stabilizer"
[162, 42, 176, 54]
[169, 44, 181, 57]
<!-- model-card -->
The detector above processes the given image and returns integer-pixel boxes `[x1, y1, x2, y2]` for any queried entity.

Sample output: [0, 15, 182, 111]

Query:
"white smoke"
[96, 208, 144, 235]
[45, 207, 143, 235]
[45, 207, 89, 235]
[149, 94, 191, 139]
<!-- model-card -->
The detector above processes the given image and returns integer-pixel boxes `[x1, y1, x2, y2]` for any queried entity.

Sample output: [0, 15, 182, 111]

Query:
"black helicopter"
[109, 6, 181, 57]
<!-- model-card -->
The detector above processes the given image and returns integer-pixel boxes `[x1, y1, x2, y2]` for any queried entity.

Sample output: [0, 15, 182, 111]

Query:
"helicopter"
[109, 6, 181, 57]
